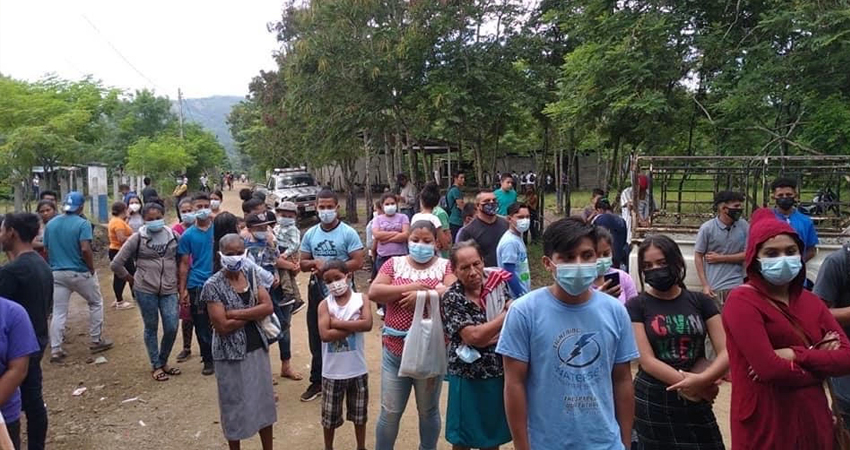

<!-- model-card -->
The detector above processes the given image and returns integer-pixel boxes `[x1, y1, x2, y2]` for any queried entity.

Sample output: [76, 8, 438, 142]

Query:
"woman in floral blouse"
[441, 241, 513, 450]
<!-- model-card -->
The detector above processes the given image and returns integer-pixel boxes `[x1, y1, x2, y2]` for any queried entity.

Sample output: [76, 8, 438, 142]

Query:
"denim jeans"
[189, 288, 212, 363]
[50, 270, 105, 351]
[375, 349, 442, 450]
[19, 346, 47, 450]
[272, 287, 293, 361]
[135, 291, 179, 369]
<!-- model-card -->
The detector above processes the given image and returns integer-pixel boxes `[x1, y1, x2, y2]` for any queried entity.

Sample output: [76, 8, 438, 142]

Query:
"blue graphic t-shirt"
[497, 288, 639, 449]
[300, 222, 364, 295]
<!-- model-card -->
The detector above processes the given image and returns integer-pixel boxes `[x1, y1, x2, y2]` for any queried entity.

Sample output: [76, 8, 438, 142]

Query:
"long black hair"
[637, 234, 686, 289]
[213, 212, 239, 272]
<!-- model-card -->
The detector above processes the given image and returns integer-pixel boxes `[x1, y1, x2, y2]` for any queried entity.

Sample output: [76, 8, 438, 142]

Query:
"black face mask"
[727, 208, 743, 222]
[776, 197, 796, 210]
[644, 267, 678, 292]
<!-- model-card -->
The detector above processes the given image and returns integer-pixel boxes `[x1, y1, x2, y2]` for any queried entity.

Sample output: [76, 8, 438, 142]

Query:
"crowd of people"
[0, 170, 849, 450]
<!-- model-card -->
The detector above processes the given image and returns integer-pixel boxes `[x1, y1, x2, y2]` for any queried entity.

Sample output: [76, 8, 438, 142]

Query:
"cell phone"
[604, 272, 620, 288]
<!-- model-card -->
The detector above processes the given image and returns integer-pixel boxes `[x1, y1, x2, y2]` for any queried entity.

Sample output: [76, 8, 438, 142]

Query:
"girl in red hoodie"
[723, 208, 850, 449]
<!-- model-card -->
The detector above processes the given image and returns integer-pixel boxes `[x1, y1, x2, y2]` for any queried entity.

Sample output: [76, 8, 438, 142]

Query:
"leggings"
[107, 249, 135, 303]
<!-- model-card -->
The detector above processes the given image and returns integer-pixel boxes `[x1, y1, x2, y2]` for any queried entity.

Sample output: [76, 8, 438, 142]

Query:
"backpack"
[439, 195, 448, 211]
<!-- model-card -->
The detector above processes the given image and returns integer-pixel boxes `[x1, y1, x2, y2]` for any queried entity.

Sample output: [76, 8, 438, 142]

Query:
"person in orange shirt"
[107, 201, 135, 310]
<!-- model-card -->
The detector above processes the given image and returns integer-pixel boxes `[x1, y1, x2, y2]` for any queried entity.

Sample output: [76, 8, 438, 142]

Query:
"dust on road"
[39, 185, 730, 449]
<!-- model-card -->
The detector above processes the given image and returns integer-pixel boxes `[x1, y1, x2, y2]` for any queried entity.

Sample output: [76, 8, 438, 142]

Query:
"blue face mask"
[195, 208, 212, 220]
[319, 209, 337, 225]
[596, 257, 613, 276]
[759, 255, 802, 286]
[409, 242, 435, 263]
[252, 231, 267, 241]
[554, 262, 598, 296]
[146, 219, 166, 233]
[278, 217, 295, 227]
[181, 212, 196, 225]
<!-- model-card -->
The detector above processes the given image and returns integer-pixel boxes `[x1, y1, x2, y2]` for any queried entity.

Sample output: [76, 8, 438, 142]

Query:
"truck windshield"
[276, 174, 316, 189]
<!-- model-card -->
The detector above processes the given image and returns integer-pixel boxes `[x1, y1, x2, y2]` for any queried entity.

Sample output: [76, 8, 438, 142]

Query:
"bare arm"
[110, 234, 138, 280]
[300, 251, 320, 273]
[207, 301, 247, 335]
[226, 285, 274, 321]
[693, 251, 712, 295]
[80, 240, 95, 274]
[0, 356, 29, 408]
[667, 316, 729, 394]
[178, 255, 190, 295]
[275, 254, 298, 271]
[330, 294, 374, 332]
[503, 356, 530, 450]
[723, 252, 746, 264]
[372, 229, 397, 241]
[612, 362, 635, 449]
[318, 300, 351, 342]
[345, 249, 365, 274]
[387, 224, 410, 243]
[830, 307, 850, 326]
[368, 272, 426, 304]
[459, 310, 507, 347]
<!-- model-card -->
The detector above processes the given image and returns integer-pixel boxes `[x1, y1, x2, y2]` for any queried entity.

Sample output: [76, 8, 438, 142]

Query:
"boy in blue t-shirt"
[177, 192, 215, 375]
[299, 189, 365, 402]
[496, 217, 639, 450]
[497, 202, 532, 297]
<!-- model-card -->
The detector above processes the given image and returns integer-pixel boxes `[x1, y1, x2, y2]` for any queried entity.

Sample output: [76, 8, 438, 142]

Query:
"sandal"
[280, 370, 304, 381]
[152, 369, 169, 382]
[162, 366, 182, 376]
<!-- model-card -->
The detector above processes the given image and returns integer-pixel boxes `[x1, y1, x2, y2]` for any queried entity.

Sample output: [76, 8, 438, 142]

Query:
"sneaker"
[376, 306, 385, 319]
[115, 301, 134, 310]
[89, 338, 114, 354]
[176, 349, 192, 363]
[300, 383, 322, 402]
[202, 361, 215, 376]
[292, 300, 306, 315]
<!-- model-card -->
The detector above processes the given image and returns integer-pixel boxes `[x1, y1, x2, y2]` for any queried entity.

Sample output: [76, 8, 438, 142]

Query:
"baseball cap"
[275, 201, 298, 212]
[245, 212, 275, 228]
[63, 191, 85, 212]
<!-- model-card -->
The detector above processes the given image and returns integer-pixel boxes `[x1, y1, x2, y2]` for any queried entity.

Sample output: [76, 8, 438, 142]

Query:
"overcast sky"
[0, 0, 282, 99]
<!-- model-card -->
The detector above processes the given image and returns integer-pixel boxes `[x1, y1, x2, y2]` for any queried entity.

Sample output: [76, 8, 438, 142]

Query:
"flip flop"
[152, 369, 169, 382]
[280, 370, 303, 381]
[162, 367, 182, 376]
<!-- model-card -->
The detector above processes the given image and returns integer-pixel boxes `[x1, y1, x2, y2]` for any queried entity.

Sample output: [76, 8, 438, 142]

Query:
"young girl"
[592, 227, 638, 303]
[127, 195, 144, 232]
[371, 194, 410, 280]
[626, 234, 727, 449]
[318, 260, 373, 450]
[210, 190, 224, 217]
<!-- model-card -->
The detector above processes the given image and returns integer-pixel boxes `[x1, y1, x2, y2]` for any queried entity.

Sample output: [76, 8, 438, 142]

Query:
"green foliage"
[126, 135, 194, 181]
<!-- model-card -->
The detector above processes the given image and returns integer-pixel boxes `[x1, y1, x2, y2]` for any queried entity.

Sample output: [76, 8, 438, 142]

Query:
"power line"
[81, 14, 164, 92]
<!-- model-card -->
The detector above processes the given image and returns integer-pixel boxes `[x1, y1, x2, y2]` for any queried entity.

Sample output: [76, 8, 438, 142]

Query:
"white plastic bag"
[398, 290, 447, 379]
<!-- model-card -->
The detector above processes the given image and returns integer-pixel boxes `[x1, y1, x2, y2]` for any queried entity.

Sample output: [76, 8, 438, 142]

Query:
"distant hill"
[171, 96, 243, 164]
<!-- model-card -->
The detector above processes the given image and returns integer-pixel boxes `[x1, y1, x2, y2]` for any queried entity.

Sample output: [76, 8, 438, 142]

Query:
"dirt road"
[39, 185, 730, 449]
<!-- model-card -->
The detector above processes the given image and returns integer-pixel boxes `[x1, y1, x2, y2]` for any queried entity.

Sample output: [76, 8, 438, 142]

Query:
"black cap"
[246, 213, 275, 228]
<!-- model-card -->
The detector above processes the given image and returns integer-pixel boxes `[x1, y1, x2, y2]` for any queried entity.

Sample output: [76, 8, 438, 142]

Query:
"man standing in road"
[446, 170, 466, 242]
[397, 173, 417, 219]
[43, 192, 113, 363]
[141, 177, 158, 204]
[457, 191, 509, 267]
[299, 189, 364, 402]
[177, 192, 216, 376]
[494, 173, 518, 216]
[814, 244, 850, 430]
[772, 177, 818, 263]
[0, 213, 52, 449]
[694, 191, 748, 305]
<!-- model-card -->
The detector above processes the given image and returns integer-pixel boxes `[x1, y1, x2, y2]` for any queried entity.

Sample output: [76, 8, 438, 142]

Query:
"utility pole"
[178, 88, 184, 139]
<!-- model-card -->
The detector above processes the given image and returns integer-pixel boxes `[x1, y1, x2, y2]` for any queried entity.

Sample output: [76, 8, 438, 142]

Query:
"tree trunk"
[609, 135, 621, 193]
[405, 131, 418, 188]
[473, 134, 484, 189]
[341, 157, 359, 224]
[364, 131, 374, 223]
[13, 182, 23, 213]
[383, 132, 393, 191]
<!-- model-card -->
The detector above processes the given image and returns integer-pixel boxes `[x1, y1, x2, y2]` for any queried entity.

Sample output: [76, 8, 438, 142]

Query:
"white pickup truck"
[625, 155, 850, 290]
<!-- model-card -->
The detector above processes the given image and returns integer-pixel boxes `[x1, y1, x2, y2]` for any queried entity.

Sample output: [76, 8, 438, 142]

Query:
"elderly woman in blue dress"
[201, 233, 276, 450]
[440, 240, 513, 450]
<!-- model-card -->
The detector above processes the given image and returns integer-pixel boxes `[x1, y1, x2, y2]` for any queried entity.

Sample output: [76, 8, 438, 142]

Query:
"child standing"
[318, 260, 372, 450]
[273, 201, 305, 381]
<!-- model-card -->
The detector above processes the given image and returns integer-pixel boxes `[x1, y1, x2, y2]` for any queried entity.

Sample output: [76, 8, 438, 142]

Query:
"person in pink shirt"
[592, 227, 638, 303]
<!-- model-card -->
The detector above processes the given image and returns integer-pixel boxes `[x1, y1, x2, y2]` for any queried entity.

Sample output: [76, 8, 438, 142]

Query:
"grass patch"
[527, 241, 550, 290]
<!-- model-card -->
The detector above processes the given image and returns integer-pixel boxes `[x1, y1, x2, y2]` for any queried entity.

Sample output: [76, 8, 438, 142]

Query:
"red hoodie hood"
[744, 208, 806, 297]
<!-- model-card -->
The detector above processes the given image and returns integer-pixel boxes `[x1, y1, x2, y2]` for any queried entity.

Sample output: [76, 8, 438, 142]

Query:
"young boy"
[317, 260, 372, 450]
[496, 217, 639, 450]
[274, 202, 305, 380]
[497, 202, 532, 298]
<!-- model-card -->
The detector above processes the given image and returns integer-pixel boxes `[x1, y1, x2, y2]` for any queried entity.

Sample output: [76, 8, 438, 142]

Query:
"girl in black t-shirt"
[625, 234, 728, 450]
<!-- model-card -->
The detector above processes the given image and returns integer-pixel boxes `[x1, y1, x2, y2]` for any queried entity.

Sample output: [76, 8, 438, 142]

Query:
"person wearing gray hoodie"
[110, 202, 181, 382]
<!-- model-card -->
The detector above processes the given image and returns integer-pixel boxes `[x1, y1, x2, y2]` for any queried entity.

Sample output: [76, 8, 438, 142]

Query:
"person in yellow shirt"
[107, 202, 135, 310]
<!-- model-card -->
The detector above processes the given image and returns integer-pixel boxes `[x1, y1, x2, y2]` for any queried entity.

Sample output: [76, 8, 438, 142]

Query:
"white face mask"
[129, 203, 141, 212]
[383, 204, 397, 215]
[210, 200, 221, 210]
[328, 279, 349, 297]
[219, 251, 247, 272]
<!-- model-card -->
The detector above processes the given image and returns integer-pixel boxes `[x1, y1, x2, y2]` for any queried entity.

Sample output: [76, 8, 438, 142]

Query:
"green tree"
[126, 135, 194, 183]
